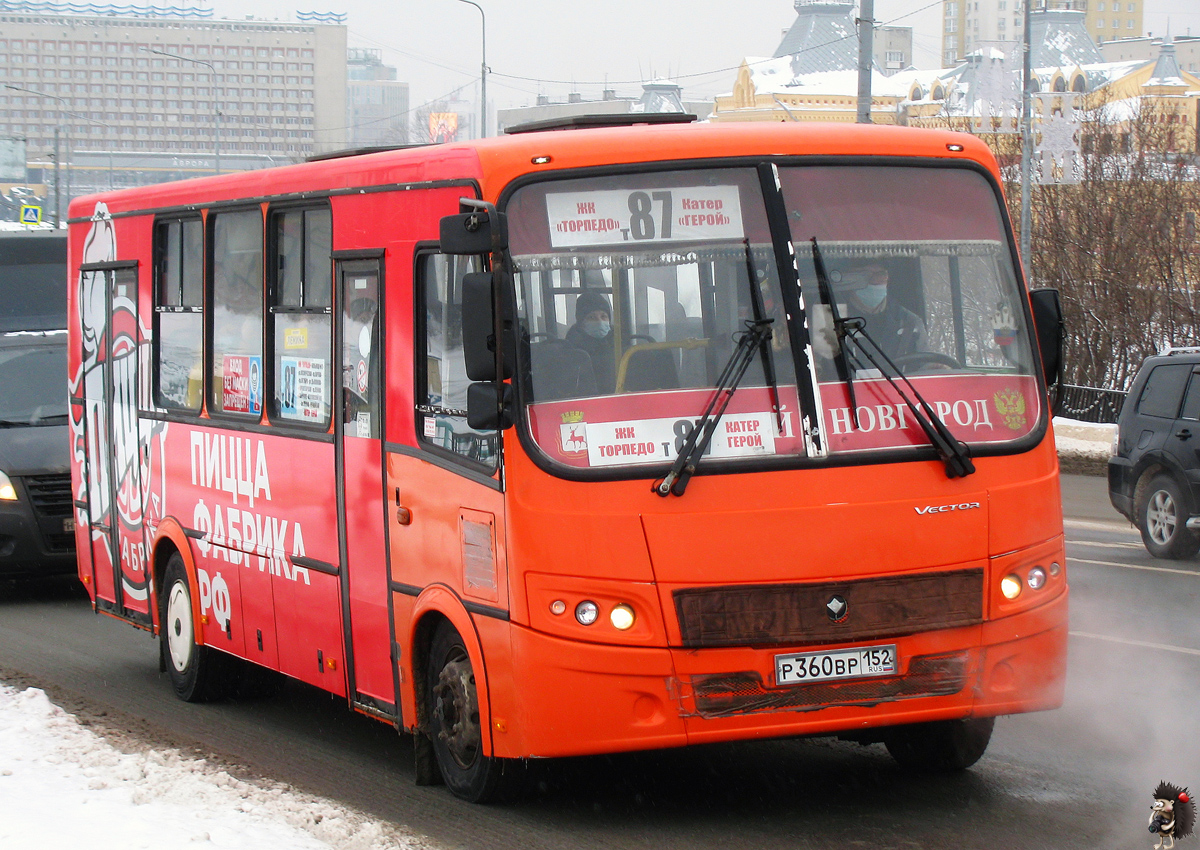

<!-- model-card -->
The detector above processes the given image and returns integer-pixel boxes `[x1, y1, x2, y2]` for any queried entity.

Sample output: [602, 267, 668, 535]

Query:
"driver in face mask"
[838, 262, 926, 361]
[565, 290, 617, 394]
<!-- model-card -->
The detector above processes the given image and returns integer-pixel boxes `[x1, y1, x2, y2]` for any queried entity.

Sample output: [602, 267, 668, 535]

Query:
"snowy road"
[0, 684, 421, 849]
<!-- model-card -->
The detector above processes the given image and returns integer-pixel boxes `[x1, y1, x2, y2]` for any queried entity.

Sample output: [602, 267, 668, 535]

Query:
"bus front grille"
[685, 651, 970, 718]
[673, 568, 984, 649]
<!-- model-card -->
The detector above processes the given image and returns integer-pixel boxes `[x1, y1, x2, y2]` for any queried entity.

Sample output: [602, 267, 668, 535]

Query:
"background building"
[347, 47, 408, 148]
[496, 81, 711, 135]
[0, 0, 347, 200]
[1099, 33, 1200, 71]
[942, 0, 1143, 66]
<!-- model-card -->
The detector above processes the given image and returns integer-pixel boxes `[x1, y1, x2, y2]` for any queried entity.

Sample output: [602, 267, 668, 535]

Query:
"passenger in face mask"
[839, 262, 926, 361]
[565, 290, 617, 394]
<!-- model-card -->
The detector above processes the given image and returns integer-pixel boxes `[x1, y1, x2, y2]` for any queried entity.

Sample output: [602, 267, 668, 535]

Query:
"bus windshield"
[783, 165, 1041, 457]
[507, 162, 1041, 473]
[509, 167, 805, 471]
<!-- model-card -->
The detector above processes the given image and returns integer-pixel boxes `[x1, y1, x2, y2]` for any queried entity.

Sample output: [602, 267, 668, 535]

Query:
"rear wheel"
[884, 717, 994, 771]
[425, 621, 520, 802]
[160, 552, 234, 702]
[1138, 474, 1200, 559]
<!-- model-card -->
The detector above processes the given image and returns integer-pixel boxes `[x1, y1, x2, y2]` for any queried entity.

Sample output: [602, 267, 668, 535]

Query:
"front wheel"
[425, 622, 520, 802]
[884, 717, 995, 771]
[160, 552, 234, 702]
[1138, 474, 1200, 560]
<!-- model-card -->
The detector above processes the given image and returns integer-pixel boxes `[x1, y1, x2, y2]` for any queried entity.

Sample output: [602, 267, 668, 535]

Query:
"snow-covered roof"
[771, 0, 865, 76]
[741, 56, 917, 99]
[1145, 33, 1187, 88]
[1030, 9, 1103, 69]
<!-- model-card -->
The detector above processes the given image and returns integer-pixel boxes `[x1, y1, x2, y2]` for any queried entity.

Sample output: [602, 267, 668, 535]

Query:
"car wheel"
[425, 621, 520, 802]
[160, 552, 234, 702]
[884, 717, 994, 771]
[1138, 475, 1200, 559]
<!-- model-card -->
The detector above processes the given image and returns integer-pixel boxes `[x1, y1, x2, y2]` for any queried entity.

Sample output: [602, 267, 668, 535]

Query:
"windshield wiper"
[840, 320, 975, 479]
[31, 413, 70, 425]
[653, 318, 774, 497]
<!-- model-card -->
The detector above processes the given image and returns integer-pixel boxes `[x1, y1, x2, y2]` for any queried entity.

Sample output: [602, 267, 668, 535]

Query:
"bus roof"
[68, 122, 998, 222]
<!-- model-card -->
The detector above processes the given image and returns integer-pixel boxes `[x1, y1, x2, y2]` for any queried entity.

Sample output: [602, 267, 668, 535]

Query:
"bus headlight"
[575, 600, 599, 626]
[609, 604, 636, 631]
[1026, 566, 1047, 590]
[0, 471, 17, 501]
[1000, 574, 1022, 599]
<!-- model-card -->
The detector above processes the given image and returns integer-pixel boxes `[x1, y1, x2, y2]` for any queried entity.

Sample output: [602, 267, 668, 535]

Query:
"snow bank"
[0, 684, 428, 850]
[1053, 417, 1114, 475]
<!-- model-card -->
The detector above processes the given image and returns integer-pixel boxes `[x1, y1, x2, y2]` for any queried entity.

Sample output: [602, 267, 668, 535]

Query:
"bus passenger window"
[210, 209, 264, 417]
[417, 253, 498, 469]
[154, 217, 203, 410]
[269, 207, 331, 428]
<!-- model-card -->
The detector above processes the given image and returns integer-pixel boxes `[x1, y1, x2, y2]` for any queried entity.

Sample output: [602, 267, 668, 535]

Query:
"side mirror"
[461, 271, 515, 382]
[1029, 288, 1064, 388]
[439, 210, 508, 255]
[467, 381, 515, 431]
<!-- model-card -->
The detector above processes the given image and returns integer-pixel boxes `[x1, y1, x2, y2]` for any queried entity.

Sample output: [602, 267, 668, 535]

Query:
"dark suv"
[1109, 348, 1200, 558]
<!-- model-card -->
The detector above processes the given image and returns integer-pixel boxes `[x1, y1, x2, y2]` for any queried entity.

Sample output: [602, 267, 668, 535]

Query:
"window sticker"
[279, 355, 327, 422]
[284, 327, 309, 349]
[222, 355, 263, 414]
[545, 185, 744, 248]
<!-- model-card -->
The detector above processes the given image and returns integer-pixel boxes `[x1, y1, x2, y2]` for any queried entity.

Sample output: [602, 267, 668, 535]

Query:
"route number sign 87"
[545, 185, 744, 248]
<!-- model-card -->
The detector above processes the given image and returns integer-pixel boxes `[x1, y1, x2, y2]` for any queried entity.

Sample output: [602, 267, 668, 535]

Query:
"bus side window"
[153, 217, 203, 411]
[417, 252, 498, 469]
[209, 209, 265, 418]
[268, 206, 332, 428]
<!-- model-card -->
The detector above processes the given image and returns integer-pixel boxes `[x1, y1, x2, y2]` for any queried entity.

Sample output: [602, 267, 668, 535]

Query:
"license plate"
[774, 644, 897, 686]
[63, 517, 75, 533]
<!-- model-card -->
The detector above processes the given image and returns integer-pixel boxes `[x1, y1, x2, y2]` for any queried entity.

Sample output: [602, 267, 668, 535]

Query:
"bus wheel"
[425, 622, 514, 802]
[160, 552, 232, 702]
[884, 717, 994, 772]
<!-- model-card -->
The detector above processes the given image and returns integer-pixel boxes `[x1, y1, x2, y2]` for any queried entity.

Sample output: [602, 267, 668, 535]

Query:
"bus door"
[334, 255, 394, 713]
[78, 262, 152, 622]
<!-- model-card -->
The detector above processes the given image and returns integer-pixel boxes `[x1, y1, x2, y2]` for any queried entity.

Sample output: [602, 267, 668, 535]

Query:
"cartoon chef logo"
[69, 202, 169, 606]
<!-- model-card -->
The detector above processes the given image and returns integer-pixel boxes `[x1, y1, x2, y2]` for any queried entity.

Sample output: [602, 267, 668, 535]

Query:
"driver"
[836, 262, 925, 361]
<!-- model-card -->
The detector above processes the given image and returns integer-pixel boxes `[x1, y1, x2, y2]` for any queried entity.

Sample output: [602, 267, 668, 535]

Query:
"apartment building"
[943, 0, 1142, 66]
[0, 2, 347, 195]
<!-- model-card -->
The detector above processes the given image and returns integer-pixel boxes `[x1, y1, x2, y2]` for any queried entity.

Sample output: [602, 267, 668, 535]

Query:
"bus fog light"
[609, 604, 636, 631]
[575, 600, 599, 626]
[1027, 566, 1047, 590]
[550, 600, 566, 616]
[1001, 574, 1022, 599]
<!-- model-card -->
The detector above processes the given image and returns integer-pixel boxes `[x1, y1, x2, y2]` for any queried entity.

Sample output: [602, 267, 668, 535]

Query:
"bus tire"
[1137, 474, 1200, 560]
[883, 717, 994, 772]
[160, 552, 233, 702]
[425, 621, 519, 802]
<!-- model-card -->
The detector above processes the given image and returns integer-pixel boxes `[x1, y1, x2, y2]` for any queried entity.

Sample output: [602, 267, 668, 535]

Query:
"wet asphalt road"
[1, 472, 1196, 850]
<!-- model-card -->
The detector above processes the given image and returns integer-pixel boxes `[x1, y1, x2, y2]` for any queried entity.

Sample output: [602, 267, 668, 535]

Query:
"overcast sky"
[207, 0, 1200, 121]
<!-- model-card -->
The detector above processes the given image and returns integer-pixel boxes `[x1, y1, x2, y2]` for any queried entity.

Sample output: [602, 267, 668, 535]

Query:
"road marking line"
[1067, 539, 1143, 551]
[1063, 518, 1136, 533]
[1071, 631, 1200, 657]
[1068, 556, 1200, 577]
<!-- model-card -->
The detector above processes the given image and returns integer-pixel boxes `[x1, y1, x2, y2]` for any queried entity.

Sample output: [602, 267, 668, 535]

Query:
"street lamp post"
[454, 0, 488, 139]
[5, 84, 115, 225]
[145, 48, 221, 175]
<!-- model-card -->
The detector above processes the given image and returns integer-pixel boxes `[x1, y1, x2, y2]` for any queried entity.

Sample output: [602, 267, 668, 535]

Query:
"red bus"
[68, 118, 1067, 802]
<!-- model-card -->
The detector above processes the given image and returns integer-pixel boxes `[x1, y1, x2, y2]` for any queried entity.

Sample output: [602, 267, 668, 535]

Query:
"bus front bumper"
[495, 590, 1067, 760]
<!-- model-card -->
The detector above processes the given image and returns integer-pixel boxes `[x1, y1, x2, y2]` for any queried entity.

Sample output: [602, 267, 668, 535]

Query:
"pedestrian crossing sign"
[19, 205, 42, 225]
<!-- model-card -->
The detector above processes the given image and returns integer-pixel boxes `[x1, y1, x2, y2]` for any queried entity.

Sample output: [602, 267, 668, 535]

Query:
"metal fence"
[1054, 384, 1127, 424]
